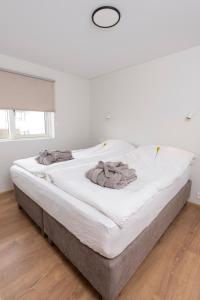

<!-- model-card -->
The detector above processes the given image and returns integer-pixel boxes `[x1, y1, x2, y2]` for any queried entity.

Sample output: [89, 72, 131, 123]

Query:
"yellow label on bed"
[155, 146, 160, 159]
[156, 146, 160, 153]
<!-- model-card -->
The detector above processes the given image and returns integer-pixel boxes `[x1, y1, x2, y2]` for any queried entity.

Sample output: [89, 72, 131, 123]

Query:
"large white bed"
[11, 140, 194, 300]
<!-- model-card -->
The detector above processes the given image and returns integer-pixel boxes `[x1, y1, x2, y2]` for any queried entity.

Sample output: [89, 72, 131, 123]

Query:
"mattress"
[11, 165, 191, 259]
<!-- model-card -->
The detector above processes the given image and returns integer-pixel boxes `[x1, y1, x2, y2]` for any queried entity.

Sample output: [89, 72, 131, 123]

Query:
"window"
[15, 111, 47, 137]
[0, 110, 54, 140]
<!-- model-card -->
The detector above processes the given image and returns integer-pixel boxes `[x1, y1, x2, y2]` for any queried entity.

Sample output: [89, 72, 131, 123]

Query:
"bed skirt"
[14, 181, 191, 300]
[14, 185, 43, 231]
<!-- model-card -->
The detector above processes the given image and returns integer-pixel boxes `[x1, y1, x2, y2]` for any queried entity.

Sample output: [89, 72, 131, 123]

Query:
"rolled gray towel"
[36, 150, 73, 165]
[86, 161, 137, 189]
[51, 150, 73, 162]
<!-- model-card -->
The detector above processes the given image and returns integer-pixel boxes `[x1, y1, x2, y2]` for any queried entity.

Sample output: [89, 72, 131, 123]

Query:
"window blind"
[0, 69, 55, 112]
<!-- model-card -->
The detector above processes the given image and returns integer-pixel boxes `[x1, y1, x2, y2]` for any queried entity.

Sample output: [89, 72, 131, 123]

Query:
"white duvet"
[14, 140, 136, 179]
[46, 146, 194, 227]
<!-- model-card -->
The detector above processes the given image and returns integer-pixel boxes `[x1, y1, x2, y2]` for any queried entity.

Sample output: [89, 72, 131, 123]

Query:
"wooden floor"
[1, 193, 200, 300]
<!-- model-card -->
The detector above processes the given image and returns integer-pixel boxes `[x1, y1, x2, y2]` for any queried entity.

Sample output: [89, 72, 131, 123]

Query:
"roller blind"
[0, 69, 55, 112]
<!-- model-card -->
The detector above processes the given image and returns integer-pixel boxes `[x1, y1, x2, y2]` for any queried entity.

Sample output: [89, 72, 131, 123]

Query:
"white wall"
[0, 54, 90, 192]
[91, 46, 200, 204]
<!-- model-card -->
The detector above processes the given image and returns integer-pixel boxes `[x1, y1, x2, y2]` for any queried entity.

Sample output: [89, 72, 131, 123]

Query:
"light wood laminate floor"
[0, 191, 200, 300]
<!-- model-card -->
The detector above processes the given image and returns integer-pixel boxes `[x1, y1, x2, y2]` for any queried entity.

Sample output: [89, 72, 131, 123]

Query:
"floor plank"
[0, 192, 200, 300]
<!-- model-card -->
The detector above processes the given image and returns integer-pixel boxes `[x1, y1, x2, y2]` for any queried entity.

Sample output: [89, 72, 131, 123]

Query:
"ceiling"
[0, 0, 200, 78]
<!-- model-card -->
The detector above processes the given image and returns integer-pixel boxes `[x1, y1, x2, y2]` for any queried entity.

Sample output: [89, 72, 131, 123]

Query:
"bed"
[11, 141, 194, 300]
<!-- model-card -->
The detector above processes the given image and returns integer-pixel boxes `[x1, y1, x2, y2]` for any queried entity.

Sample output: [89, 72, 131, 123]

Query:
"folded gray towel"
[86, 161, 137, 189]
[36, 150, 73, 165]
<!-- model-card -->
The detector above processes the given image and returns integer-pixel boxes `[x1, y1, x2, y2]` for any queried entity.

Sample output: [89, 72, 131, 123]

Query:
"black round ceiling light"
[92, 6, 121, 28]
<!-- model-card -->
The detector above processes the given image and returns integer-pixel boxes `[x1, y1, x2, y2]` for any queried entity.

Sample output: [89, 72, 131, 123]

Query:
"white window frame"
[0, 109, 10, 140]
[0, 109, 54, 141]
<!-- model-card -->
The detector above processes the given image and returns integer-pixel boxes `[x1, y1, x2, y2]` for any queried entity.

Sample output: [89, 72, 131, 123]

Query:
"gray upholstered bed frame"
[14, 181, 191, 300]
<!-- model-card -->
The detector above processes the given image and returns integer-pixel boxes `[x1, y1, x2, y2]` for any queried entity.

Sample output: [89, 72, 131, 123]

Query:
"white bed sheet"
[11, 165, 191, 259]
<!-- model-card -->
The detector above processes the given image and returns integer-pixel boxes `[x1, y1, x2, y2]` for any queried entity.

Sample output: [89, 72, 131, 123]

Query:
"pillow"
[100, 139, 137, 152]
[75, 139, 136, 158]
[135, 145, 195, 172]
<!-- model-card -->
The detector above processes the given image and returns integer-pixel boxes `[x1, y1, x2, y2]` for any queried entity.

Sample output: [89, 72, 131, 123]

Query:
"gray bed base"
[14, 181, 191, 300]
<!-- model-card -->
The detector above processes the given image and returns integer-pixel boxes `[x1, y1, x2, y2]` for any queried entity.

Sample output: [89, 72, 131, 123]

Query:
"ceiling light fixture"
[92, 6, 121, 28]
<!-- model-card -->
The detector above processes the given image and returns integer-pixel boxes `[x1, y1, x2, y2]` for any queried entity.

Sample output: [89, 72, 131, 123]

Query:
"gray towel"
[86, 161, 137, 189]
[36, 150, 73, 165]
